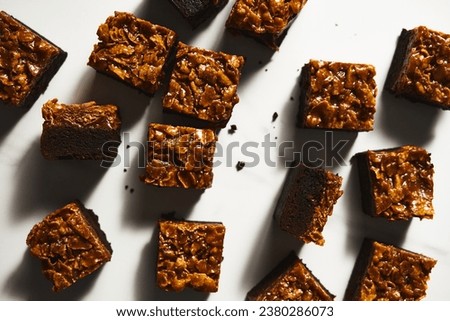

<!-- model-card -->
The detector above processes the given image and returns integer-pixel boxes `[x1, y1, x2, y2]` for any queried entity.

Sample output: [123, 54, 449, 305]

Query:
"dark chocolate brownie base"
[297, 63, 311, 128]
[353, 152, 376, 216]
[41, 127, 120, 160]
[169, 0, 229, 28]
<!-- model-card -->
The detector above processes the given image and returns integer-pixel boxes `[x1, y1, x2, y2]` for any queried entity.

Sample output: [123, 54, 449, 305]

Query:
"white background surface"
[1, 0, 450, 301]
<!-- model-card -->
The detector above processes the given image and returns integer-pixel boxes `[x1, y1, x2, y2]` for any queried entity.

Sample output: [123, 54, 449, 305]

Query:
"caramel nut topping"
[359, 241, 436, 301]
[368, 145, 434, 220]
[88, 11, 177, 95]
[157, 219, 225, 292]
[305, 60, 377, 130]
[42, 98, 121, 130]
[162, 42, 245, 126]
[396, 26, 450, 106]
[145, 123, 217, 189]
[226, 0, 307, 35]
[0, 11, 61, 106]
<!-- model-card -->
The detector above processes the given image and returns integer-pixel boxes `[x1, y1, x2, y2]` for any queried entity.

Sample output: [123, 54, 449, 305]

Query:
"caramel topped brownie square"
[345, 239, 436, 301]
[26, 200, 112, 292]
[274, 163, 343, 245]
[0, 11, 67, 109]
[168, 0, 229, 28]
[354, 145, 434, 220]
[162, 42, 245, 127]
[144, 123, 217, 189]
[226, 0, 308, 50]
[298, 60, 377, 131]
[157, 219, 226, 292]
[88, 12, 177, 95]
[247, 252, 335, 301]
[40, 98, 121, 160]
[385, 26, 450, 109]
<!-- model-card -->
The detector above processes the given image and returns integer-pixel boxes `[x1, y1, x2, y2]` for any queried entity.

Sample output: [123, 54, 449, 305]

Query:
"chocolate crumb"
[290, 97, 294, 101]
[124, 168, 127, 173]
[236, 161, 245, 171]
[228, 124, 237, 134]
[130, 188, 134, 193]
[272, 112, 279, 122]
[125, 185, 129, 190]
[126, 145, 130, 149]
[265, 69, 268, 72]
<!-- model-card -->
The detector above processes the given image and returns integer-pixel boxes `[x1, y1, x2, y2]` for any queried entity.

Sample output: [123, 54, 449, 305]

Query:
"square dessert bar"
[354, 145, 434, 221]
[298, 60, 377, 131]
[162, 42, 245, 127]
[344, 239, 437, 301]
[40, 99, 121, 161]
[385, 26, 450, 109]
[144, 123, 217, 189]
[157, 219, 226, 292]
[88, 12, 177, 96]
[0, 11, 67, 109]
[26, 200, 113, 292]
[168, 0, 229, 28]
[273, 163, 343, 245]
[226, 0, 308, 50]
[246, 251, 335, 301]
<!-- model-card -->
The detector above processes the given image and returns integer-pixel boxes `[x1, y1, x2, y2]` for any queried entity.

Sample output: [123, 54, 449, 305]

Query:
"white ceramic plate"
[1, 0, 450, 300]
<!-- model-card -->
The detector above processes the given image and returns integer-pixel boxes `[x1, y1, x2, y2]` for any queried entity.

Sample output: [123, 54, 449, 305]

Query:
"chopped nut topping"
[144, 123, 217, 189]
[88, 12, 177, 95]
[226, 0, 308, 50]
[163, 42, 244, 127]
[367, 145, 434, 220]
[26, 201, 112, 292]
[358, 241, 436, 301]
[0, 11, 63, 107]
[301, 60, 377, 131]
[42, 98, 121, 130]
[157, 219, 225, 292]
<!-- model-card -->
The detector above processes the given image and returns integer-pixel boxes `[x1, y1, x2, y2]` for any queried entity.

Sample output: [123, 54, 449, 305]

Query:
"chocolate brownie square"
[298, 60, 377, 131]
[143, 123, 217, 189]
[354, 145, 434, 221]
[88, 12, 177, 96]
[168, 0, 229, 28]
[344, 239, 436, 301]
[40, 98, 121, 160]
[246, 251, 335, 301]
[26, 200, 112, 292]
[385, 26, 450, 109]
[0, 11, 67, 109]
[157, 219, 226, 292]
[225, 0, 308, 50]
[273, 163, 343, 245]
[162, 42, 245, 128]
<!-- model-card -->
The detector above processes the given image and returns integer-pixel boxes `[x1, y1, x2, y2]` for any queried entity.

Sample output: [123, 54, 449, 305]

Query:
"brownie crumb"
[126, 145, 130, 149]
[265, 68, 268, 72]
[228, 124, 237, 134]
[236, 161, 245, 171]
[290, 97, 294, 101]
[125, 185, 129, 190]
[272, 112, 279, 122]
[123, 168, 127, 173]
[130, 188, 134, 193]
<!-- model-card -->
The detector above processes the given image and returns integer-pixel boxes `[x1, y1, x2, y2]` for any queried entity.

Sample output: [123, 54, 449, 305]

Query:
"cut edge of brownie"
[273, 162, 342, 245]
[246, 251, 335, 301]
[353, 151, 376, 217]
[343, 238, 376, 301]
[297, 63, 311, 128]
[384, 28, 414, 96]
[0, 11, 67, 109]
[169, 0, 229, 28]
[74, 199, 113, 256]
